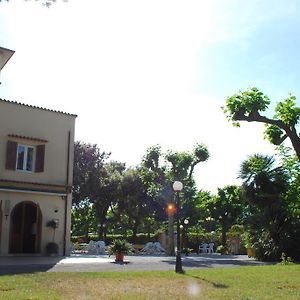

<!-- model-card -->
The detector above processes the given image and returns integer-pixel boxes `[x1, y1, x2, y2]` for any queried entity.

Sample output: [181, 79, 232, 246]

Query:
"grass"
[0, 265, 299, 299]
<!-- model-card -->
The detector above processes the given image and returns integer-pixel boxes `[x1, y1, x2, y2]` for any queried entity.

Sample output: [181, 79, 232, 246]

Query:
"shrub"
[108, 239, 131, 256]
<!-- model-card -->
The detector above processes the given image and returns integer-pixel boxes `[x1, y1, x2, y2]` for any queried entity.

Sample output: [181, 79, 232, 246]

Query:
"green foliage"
[197, 185, 244, 246]
[72, 141, 126, 239]
[264, 124, 285, 145]
[223, 87, 270, 126]
[280, 253, 294, 265]
[73, 141, 110, 205]
[239, 153, 300, 261]
[216, 244, 228, 254]
[71, 199, 96, 237]
[140, 143, 209, 227]
[112, 167, 154, 242]
[187, 231, 221, 251]
[193, 143, 210, 162]
[108, 239, 131, 255]
[182, 247, 193, 255]
[274, 94, 300, 127]
[223, 87, 300, 161]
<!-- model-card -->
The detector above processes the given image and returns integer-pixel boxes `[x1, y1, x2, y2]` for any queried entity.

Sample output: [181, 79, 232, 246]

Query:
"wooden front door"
[9, 202, 42, 254]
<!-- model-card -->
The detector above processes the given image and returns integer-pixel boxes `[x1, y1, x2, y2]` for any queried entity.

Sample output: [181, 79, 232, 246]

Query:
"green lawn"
[0, 265, 299, 299]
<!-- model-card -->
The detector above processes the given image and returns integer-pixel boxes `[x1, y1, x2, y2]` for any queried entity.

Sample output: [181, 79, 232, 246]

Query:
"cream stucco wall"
[0, 99, 76, 256]
[0, 100, 75, 186]
[0, 190, 71, 256]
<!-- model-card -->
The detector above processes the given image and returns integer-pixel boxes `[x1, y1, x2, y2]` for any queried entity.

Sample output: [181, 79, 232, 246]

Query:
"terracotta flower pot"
[115, 252, 124, 262]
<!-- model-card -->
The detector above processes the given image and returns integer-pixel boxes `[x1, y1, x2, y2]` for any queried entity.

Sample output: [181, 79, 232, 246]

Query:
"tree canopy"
[223, 87, 300, 160]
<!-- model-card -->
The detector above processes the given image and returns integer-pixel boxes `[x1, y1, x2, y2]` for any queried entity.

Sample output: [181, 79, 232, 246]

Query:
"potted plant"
[108, 239, 131, 262]
[46, 219, 59, 256]
[46, 242, 59, 255]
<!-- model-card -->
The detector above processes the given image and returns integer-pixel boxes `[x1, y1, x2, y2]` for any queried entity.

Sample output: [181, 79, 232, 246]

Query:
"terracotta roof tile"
[0, 98, 77, 117]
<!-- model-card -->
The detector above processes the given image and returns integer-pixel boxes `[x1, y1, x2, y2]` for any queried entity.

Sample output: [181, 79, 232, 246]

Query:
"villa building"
[0, 99, 76, 256]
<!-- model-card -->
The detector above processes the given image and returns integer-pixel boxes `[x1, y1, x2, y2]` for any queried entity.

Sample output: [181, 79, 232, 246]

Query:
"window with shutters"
[5, 140, 45, 173]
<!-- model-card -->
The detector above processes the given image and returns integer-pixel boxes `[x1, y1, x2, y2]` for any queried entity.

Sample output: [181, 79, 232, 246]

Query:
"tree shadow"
[189, 274, 229, 289]
[0, 264, 57, 275]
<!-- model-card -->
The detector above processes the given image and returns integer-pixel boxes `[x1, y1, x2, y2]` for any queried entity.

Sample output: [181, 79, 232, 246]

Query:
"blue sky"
[0, 0, 299, 193]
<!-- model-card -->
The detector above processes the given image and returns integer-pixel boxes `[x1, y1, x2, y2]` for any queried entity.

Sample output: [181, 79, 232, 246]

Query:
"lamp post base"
[175, 251, 184, 273]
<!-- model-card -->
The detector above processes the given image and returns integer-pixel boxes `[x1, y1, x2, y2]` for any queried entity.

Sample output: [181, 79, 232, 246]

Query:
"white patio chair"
[199, 243, 208, 253]
[207, 243, 214, 253]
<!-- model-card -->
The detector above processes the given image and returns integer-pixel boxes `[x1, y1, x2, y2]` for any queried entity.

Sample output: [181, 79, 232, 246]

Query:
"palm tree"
[239, 154, 289, 260]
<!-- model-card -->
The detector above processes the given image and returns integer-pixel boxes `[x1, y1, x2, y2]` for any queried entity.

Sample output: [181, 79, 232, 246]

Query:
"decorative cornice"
[0, 179, 69, 190]
[0, 178, 72, 195]
[8, 134, 48, 143]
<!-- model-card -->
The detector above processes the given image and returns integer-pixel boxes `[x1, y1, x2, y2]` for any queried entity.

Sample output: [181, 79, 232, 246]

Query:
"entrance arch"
[9, 201, 42, 254]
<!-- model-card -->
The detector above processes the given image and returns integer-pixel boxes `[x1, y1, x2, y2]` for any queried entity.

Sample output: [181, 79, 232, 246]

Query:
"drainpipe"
[63, 130, 71, 256]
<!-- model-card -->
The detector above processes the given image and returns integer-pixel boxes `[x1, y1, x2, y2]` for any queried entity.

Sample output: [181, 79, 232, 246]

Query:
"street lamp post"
[173, 181, 184, 273]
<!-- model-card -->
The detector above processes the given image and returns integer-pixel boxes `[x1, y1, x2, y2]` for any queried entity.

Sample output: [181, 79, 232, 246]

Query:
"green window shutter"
[5, 141, 17, 170]
[35, 144, 45, 173]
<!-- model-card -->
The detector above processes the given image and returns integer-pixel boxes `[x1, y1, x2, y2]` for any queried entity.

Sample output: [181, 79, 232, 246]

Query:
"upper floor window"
[5, 140, 45, 173]
[16, 144, 35, 172]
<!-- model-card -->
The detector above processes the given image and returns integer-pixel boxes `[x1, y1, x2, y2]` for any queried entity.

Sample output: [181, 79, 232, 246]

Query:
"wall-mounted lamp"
[4, 200, 10, 220]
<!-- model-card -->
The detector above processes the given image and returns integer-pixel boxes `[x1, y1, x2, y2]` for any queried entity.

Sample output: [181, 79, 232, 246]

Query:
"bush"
[216, 245, 228, 254]
[71, 233, 156, 245]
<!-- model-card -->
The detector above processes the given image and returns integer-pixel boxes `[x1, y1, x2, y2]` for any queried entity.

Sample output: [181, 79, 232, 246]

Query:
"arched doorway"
[9, 201, 42, 254]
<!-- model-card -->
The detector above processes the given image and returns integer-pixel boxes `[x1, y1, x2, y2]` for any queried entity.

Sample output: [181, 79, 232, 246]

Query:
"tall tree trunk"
[98, 224, 104, 241]
[221, 220, 227, 246]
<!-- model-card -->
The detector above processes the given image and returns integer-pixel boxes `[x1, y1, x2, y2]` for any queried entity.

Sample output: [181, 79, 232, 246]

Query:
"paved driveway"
[0, 254, 269, 275]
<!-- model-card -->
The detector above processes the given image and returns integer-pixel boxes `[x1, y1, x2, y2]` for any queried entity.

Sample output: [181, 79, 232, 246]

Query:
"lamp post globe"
[173, 181, 183, 192]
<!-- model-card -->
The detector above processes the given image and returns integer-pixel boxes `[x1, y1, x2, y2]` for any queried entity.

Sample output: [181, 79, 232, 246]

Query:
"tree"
[199, 186, 243, 246]
[223, 87, 300, 160]
[165, 143, 210, 222]
[72, 141, 110, 238]
[239, 154, 292, 260]
[141, 143, 209, 255]
[71, 199, 96, 238]
[115, 168, 151, 243]
[95, 161, 125, 240]
[73, 141, 110, 205]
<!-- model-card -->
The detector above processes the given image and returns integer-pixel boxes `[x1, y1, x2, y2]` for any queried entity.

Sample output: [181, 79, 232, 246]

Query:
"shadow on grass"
[0, 264, 56, 275]
[162, 256, 267, 268]
[188, 274, 229, 289]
